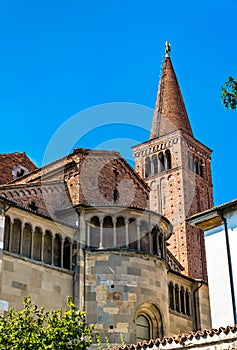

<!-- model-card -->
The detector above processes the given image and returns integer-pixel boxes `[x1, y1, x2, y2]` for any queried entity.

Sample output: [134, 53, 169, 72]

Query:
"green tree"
[221, 76, 237, 110]
[0, 296, 93, 349]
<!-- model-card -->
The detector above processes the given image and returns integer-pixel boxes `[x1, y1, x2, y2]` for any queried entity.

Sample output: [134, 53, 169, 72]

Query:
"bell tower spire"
[133, 43, 214, 281]
[150, 42, 193, 139]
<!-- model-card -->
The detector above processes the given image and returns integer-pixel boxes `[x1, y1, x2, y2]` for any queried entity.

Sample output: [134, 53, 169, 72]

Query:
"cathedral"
[0, 46, 213, 346]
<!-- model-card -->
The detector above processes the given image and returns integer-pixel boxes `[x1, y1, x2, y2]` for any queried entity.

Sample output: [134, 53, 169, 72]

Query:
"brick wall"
[133, 132, 213, 281]
[0, 149, 149, 219]
[0, 152, 37, 185]
[77, 152, 149, 209]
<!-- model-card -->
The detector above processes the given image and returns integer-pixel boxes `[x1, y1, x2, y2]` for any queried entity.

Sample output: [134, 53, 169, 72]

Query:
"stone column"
[69, 240, 73, 270]
[162, 234, 166, 258]
[185, 290, 191, 315]
[8, 217, 13, 253]
[86, 221, 90, 248]
[0, 204, 5, 269]
[60, 237, 64, 268]
[30, 225, 35, 259]
[175, 285, 181, 312]
[41, 232, 45, 262]
[99, 218, 103, 248]
[125, 218, 129, 248]
[171, 283, 175, 309]
[113, 217, 117, 248]
[156, 231, 159, 256]
[19, 221, 24, 255]
[136, 222, 140, 251]
[149, 230, 152, 254]
[151, 157, 154, 176]
[0, 204, 9, 315]
[51, 234, 54, 265]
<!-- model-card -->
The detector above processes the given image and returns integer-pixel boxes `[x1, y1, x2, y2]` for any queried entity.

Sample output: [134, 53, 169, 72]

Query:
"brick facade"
[0, 149, 149, 218]
[0, 152, 37, 185]
[133, 55, 214, 281]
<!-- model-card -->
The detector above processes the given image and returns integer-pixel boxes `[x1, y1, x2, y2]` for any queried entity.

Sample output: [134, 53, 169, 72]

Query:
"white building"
[188, 199, 237, 328]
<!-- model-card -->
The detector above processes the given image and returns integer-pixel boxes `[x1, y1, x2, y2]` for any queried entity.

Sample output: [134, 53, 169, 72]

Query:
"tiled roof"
[7, 148, 148, 190]
[112, 325, 237, 350]
[0, 152, 37, 185]
[0, 148, 150, 216]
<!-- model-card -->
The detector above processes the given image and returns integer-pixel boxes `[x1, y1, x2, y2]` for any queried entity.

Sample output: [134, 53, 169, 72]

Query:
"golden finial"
[165, 41, 171, 56]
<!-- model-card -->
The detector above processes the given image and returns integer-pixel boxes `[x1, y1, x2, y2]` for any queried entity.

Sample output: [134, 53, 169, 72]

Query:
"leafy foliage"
[221, 76, 237, 110]
[95, 333, 126, 349]
[0, 296, 93, 349]
[120, 333, 126, 346]
[96, 334, 104, 350]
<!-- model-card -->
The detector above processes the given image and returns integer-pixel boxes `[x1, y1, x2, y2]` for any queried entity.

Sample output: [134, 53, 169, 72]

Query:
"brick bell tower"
[133, 43, 213, 281]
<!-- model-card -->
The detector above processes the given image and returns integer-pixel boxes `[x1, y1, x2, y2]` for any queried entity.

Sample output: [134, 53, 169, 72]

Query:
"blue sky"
[0, 0, 236, 206]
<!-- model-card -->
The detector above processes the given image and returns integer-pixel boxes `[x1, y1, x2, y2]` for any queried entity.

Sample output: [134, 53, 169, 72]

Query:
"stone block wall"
[0, 253, 73, 311]
[85, 250, 170, 346]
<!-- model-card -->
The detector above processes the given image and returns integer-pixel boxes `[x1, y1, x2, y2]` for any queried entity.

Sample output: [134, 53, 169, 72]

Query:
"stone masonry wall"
[85, 250, 171, 346]
[0, 253, 73, 311]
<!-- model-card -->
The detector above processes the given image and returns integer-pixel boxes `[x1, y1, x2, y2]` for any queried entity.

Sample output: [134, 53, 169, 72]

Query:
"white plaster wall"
[205, 210, 237, 328]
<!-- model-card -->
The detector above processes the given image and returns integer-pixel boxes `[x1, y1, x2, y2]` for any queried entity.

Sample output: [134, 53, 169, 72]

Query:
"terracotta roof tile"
[111, 325, 237, 350]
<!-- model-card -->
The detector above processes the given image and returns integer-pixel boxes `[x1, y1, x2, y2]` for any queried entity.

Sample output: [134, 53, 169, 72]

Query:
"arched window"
[33, 227, 42, 261]
[22, 223, 32, 258]
[152, 155, 158, 175]
[186, 289, 191, 316]
[103, 216, 113, 248]
[54, 234, 61, 267]
[128, 218, 137, 250]
[145, 157, 151, 177]
[4, 216, 11, 251]
[136, 302, 163, 342]
[188, 154, 194, 171]
[44, 230, 52, 265]
[175, 284, 180, 312]
[158, 152, 165, 172]
[168, 282, 174, 310]
[180, 286, 185, 314]
[63, 237, 71, 270]
[195, 158, 199, 175]
[11, 219, 21, 254]
[140, 220, 149, 253]
[151, 225, 159, 256]
[165, 149, 172, 170]
[116, 216, 126, 248]
[90, 216, 100, 248]
[159, 233, 164, 258]
[188, 154, 204, 178]
[199, 160, 203, 177]
[136, 315, 150, 342]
